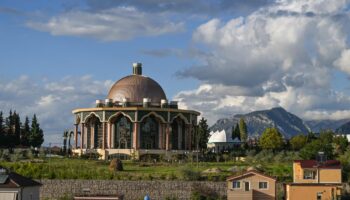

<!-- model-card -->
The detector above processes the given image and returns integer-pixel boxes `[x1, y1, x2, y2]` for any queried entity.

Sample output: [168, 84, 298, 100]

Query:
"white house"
[0, 167, 41, 200]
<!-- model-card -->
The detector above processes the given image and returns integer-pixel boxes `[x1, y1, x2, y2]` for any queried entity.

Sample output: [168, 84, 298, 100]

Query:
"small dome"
[107, 63, 166, 103]
[208, 130, 233, 143]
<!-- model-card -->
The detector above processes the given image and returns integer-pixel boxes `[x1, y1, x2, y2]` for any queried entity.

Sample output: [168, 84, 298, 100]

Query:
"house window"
[259, 181, 268, 189]
[232, 181, 241, 189]
[303, 169, 316, 179]
[317, 192, 322, 200]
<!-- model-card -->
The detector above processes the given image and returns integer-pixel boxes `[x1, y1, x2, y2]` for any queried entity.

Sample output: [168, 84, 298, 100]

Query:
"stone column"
[102, 122, 106, 149]
[80, 123, 85, 150]
[132, 122, 139, 149]
[91, 124, 94, 149]
[166, 124, 171, 151]
[74, 124, 78, 149]
[159, 123, 163, 149]
[107, 123, 111, 149]
[188, 125, 192, 150]
[178, 122, 182, 150]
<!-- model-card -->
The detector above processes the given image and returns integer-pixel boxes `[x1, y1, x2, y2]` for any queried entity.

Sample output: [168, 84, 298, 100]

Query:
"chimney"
[105, 99, 113, 107]
[95, 100, 104, 108]
[161, 99, 168, 108]
[143, 98, 151, 108]
[133, 62, 142, 75]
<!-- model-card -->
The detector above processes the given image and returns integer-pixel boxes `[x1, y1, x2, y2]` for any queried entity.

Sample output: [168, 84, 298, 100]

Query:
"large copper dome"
[107, 63, 166, 103]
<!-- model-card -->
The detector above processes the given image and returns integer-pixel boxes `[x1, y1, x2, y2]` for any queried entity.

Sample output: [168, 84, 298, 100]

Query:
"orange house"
[227, 170, 276, 200]
[285, 160, 342, 200]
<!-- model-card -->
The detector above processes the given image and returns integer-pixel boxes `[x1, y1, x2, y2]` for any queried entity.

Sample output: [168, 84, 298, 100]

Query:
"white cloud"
[176, 0, 350, 125]
[26, 7, 184, 41]
[0, 75, 113, 145]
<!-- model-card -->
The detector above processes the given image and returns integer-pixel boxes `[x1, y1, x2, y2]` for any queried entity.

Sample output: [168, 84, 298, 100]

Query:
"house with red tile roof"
[226, 170, 277, 200]
[285, 159, 342, 200]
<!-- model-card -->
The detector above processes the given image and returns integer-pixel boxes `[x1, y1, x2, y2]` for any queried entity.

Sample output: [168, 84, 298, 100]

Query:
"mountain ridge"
[210, 107, 349, 138]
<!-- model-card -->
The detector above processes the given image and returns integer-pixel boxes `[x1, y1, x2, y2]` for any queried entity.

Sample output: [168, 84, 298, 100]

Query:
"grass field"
[0, 157, 293, 181]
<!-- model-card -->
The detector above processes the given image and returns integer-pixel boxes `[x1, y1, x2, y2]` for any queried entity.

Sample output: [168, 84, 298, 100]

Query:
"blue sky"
[1, 0, 350, 145]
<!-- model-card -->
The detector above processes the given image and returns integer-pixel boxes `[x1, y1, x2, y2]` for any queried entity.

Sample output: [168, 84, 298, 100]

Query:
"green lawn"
[0, 157, 293, 181]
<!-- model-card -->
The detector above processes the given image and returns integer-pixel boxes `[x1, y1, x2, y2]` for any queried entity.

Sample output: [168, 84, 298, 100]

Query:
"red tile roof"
[294, 160, 341, 169]
[226, 170, 277, 181]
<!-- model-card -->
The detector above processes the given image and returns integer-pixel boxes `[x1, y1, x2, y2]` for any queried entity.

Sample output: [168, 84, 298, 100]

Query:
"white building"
[0, 167, 41, 200]
[207, 130, 240, 152]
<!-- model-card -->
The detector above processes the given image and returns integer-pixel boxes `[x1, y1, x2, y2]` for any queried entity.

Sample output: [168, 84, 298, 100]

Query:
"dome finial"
[133, 62, 142, 75]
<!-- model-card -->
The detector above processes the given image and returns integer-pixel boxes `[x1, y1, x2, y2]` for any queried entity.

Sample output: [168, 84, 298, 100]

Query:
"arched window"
[113, 116, 133, 149]
[85, 115, 101, 149]
[171, 118, 186, 150]
[140, 116, 159, 149]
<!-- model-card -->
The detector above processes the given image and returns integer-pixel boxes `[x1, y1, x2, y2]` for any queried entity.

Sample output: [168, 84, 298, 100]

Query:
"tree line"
[196, 116, 349, 161]
[0, 110, 44, 148]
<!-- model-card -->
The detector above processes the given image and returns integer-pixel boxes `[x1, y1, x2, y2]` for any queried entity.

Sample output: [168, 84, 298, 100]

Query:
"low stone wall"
[39, 180, 227, 200]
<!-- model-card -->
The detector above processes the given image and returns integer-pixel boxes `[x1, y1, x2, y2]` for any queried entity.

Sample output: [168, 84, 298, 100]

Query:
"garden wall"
[39, 180, 227, 200]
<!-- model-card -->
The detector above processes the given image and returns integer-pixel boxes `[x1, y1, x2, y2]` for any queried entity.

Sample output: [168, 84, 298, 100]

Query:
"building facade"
[226, 170, 276, 200]
[72, 63, 200, 160]
[285, 160, 342, 200]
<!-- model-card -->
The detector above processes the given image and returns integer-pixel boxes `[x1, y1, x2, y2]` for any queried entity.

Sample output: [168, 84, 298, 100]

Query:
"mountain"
[210, 107, 310, 138]
[305, 119, 349, 133]
[335, 121, 350, 134]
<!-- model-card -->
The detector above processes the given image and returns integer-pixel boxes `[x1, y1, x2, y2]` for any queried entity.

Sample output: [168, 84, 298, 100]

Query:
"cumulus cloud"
[26, 6, 184, 41]
[0, 75, 113, 145]
[175, 0, 350, 124]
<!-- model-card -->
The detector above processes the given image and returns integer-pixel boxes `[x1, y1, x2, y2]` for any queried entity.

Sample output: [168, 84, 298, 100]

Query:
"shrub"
[181, 168, 201, 181]
[109, 158, 123, 172]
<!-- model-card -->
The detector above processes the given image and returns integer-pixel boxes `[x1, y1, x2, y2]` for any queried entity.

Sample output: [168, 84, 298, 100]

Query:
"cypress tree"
[13, 111, 21, 145]
[21, 116, 30, 147]
[234, 123, 240, 140]
[197, 117, 210, 151]
[5, 110, 13, 135]
[239, 118, 248, 142]
[29, 114, 44, 148]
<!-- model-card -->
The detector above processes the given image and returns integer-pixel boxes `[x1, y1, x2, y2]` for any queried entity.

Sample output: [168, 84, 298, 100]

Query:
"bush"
[109, 158, 123, 172]
[181, 168, 201, 181]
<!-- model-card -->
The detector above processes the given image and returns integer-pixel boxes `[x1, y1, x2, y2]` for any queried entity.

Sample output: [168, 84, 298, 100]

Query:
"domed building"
[72, 63, 200, 160]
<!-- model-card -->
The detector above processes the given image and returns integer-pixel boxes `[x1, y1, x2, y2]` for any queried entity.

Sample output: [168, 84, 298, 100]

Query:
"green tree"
[239, 118, 247, 142]
[259, 127, 284, 151]
[333, 135, 348, 155]
[197, 117, 210, 151]
[234, 123, 240, 139]
[29, 114, 44, 148]
[20, 116, 30, 147]
[13, 111, 21, 146]
[5, 110, 13, 135]
[299, 131, 335, 160]
[306, 131, 317, 142]
[232, 123, 240, 140]
[299, 139, 333, 160]
[319, 130, 334, 144]
[289, 134, 308, 150]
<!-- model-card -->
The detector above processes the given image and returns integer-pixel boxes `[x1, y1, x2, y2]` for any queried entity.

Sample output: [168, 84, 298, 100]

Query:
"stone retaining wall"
[39, 180, 227, 200]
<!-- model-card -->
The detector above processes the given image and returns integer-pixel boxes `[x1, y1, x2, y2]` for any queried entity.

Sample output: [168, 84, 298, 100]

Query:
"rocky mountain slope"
[305, 119, 349, 133]
[210, 107, 310, 138]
